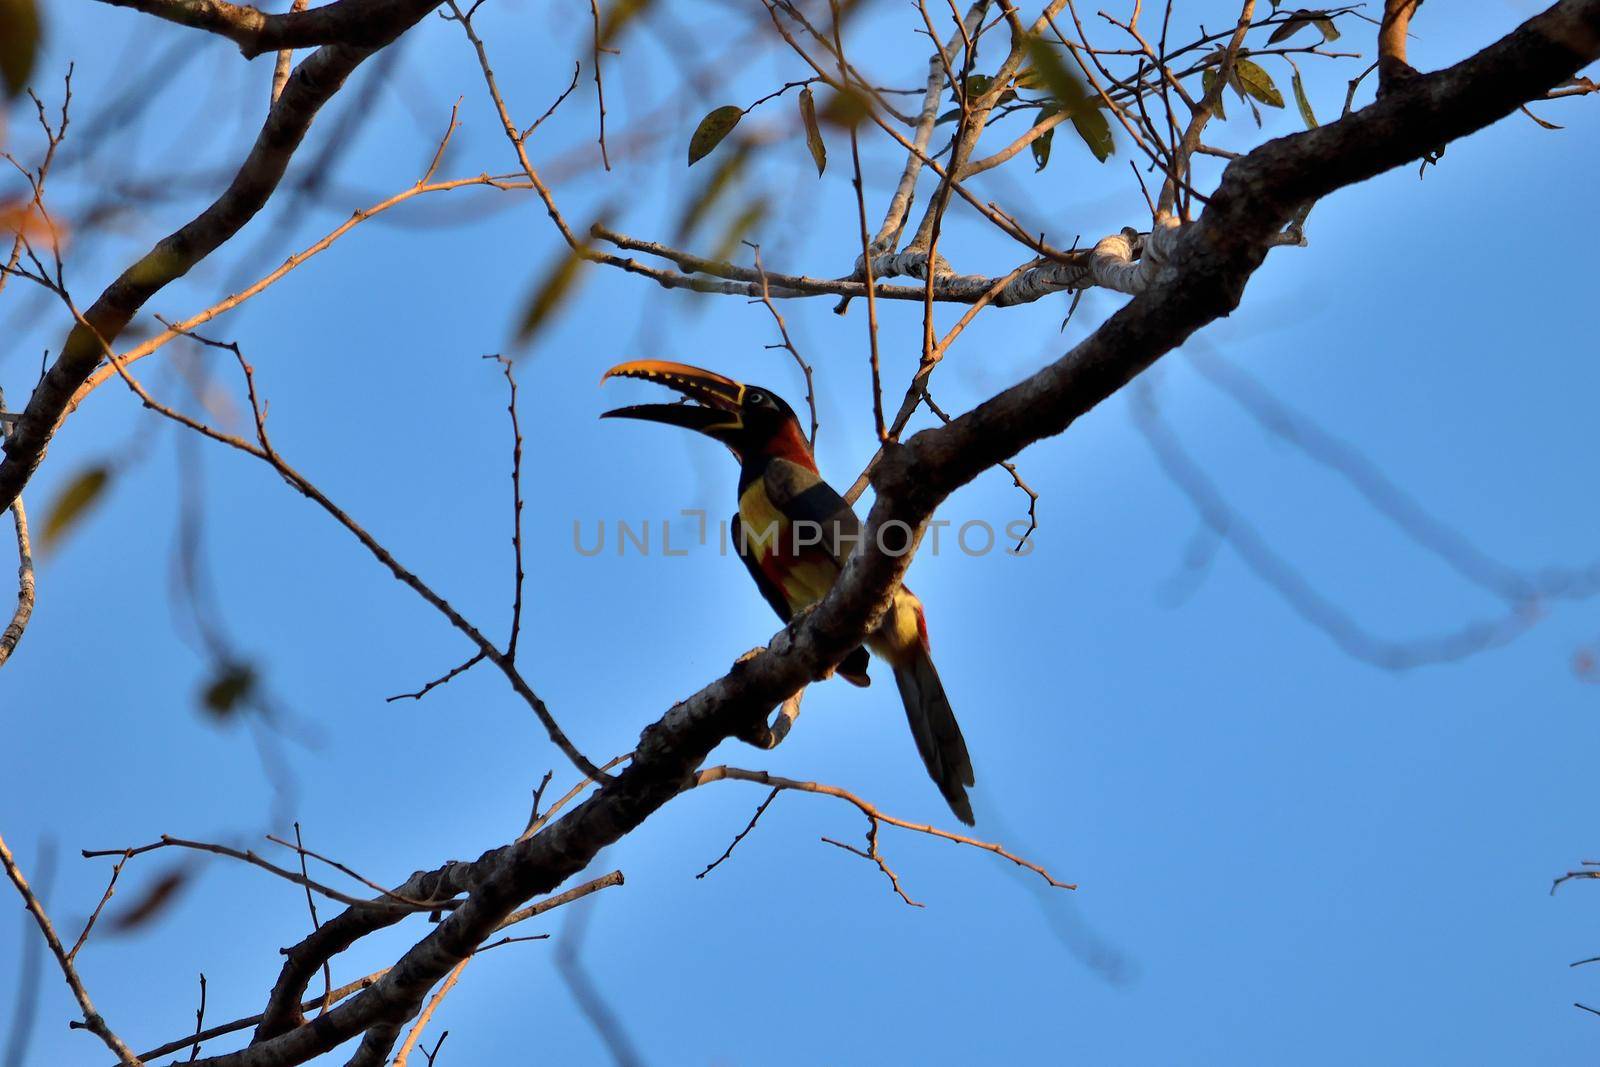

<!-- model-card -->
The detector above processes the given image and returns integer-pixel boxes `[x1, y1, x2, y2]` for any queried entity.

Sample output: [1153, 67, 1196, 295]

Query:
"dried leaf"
[1266, 11, 1308, 43]
[797, 87, 826, 176]
[0, 0, 40, 99]
[200, 662, 256, 719]
[109, 865, 191, 933]
[1268, 9, 1343, 45]
[688, 105, 743, 167]
[0, 196, 56, 245]
[1520, 104, 1563, 130]
[1233, 58, 1285, 109]
[1023, 37, 1114, 162]
[1291, 69, 1318, 128]
[42, 465, 110, 548]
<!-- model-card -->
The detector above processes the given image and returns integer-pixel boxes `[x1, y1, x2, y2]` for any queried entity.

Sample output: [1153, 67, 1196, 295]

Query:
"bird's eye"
[746, 390, 765, 406]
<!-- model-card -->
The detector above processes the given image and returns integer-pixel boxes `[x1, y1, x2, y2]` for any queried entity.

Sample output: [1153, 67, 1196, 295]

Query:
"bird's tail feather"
[891, 648, 975, 826]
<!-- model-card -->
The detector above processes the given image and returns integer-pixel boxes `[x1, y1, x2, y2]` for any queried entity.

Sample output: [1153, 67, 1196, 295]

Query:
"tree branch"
[167, 7, 1600, 1061]
[0, 5, 441, 517]
[0, 833, 139, 1064]
[93, 0, 435, 59]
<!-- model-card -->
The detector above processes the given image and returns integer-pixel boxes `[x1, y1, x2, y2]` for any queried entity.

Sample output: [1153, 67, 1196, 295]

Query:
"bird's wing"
[762, 458, 862, 570]
[731, 512, 793, 622]
[739, 469, 873, 688]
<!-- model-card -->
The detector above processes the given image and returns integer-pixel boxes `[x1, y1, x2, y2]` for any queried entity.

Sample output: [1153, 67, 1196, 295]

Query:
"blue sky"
[3, 2, 1599, 1063]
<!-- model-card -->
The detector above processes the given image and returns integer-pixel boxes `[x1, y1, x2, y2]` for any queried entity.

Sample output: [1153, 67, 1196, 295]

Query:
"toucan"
[601, 360, 976, 825]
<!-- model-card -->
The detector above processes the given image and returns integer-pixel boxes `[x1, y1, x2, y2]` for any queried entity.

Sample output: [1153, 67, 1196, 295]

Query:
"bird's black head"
[600, 360, 809, 465]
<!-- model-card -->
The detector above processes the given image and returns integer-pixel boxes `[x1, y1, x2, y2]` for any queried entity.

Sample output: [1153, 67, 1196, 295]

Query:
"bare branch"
[696, 787, 782, 879]
[0, 492, 34, 670]
[0, 832, 139, 1064]
[696, 766, 1074, 896]
[94, 0, 435, 59]
[0, 13, 442, 517]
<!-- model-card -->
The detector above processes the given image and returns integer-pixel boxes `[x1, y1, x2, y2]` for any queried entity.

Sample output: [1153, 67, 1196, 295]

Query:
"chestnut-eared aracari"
[601, 360, 976, 825]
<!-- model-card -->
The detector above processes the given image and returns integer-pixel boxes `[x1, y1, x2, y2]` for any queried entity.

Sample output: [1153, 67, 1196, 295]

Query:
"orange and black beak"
[600, 359, 747, 444]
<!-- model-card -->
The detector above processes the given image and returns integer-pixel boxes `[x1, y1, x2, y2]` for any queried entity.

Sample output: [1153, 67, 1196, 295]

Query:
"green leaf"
[200, 662, 257, 718]
[798, 87, 826, 176]
[1201, 67, 1226, 119]
[1069, 106, 1113, 163]
[0, 0, 40, 99]
[1291, 69, 1318, 128]
[1313, 15, 1340, 41]
[1233, 58, 1284, 108]
[934, 106, 962, 125]
[963, 73, 992, 99]
[1031, 106, 1058, 171]
[1022, 38, 1082, 113]
[1023, 36, 1114, 162]
[688, 105, 743, 166]
[42, 464, 110, 548]
[1031, 127, 1054, 170]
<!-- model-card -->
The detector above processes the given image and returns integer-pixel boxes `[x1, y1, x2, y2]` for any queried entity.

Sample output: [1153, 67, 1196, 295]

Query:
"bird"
[601, 359, 976, 825]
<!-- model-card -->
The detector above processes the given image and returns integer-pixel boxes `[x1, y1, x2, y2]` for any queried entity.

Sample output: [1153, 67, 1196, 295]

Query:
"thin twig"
[392, 959, 469, 1067]
[291, 824, 333, 1016]
[747, 244, 818, 445]
[0, 833, 139, 1064]
[135, 870, 624, 1061]
[188, 973, 207, 1061]
[270, 0, 310, 104]
[695, 766, 1074, 898]
[67, 848, 132, 962]
[0, 493, 35, 669]
[83, 835, 445, 911]
[588, 0, 612, 170]
[386, 651, 487, 703]
[485, 355, 527, 660]
[696, 787, 781, 878]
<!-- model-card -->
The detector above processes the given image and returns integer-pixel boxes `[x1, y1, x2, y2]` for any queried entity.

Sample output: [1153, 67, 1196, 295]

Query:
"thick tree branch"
[93, 0, 433, 59]
[170, 6, 1600, 1062]
[1379, 0, 1424, 90]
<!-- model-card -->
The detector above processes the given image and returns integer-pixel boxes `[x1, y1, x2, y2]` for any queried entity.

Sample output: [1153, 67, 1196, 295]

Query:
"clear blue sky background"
[3, 2, 1598, 1063]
